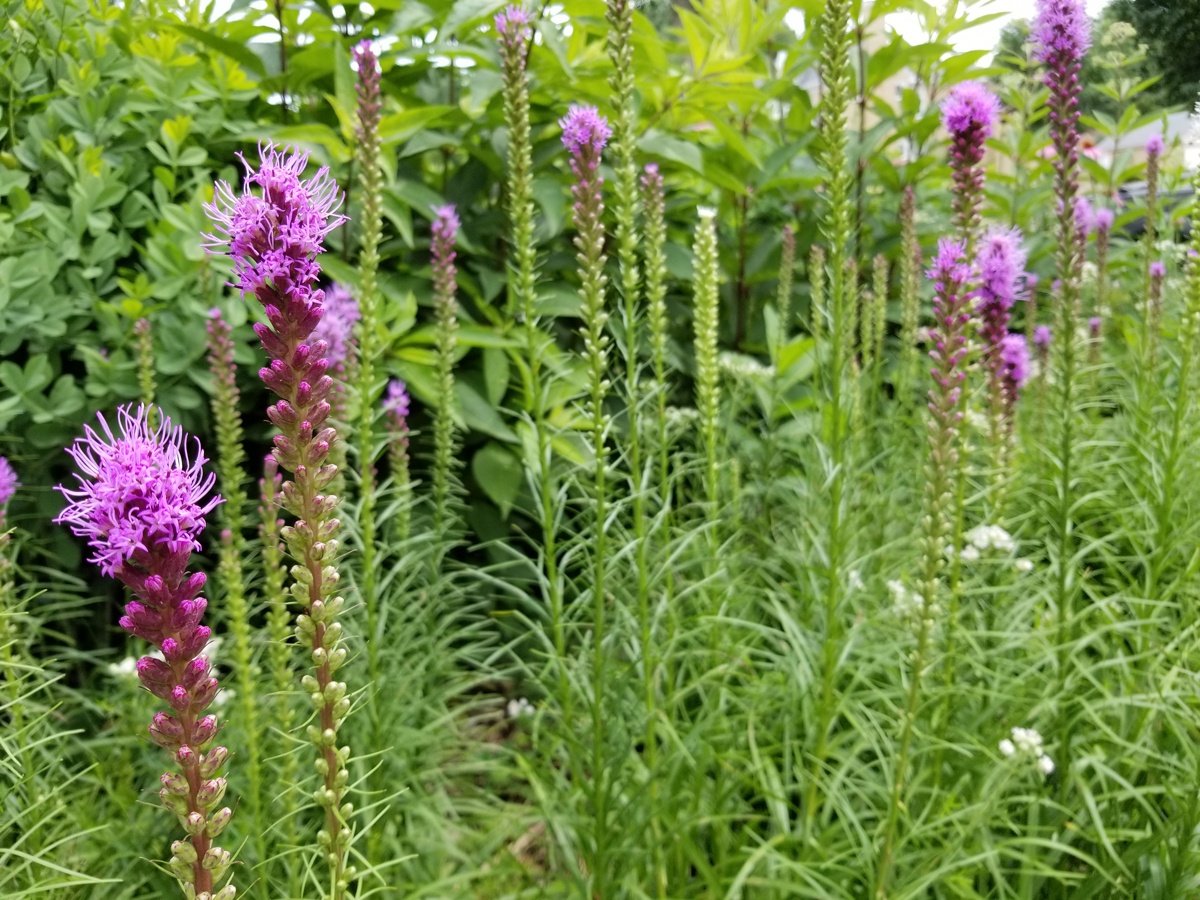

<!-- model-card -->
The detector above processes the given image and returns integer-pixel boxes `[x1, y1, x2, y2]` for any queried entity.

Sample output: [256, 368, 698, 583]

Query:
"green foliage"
[7, 0, 1200, 897]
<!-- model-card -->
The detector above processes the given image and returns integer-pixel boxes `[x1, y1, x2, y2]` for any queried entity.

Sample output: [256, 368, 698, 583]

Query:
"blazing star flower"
[1073, 197, 1093, 235]
[1032, 0, 1091, 63]
[978, 228, 1028, 314]
[941, 81, 1001, 142]
[942, 82, 999, 240]
[0, 456, 18, 508]
[204, 144, 347, 301]
[55, 405, 221, 578]
[494, 3, 531, 35]
[1150, 260, 1166, 279]
[384, 379, 410, 424]
[560, 105, 612, 158]
[1146, 134, 1165, 157]
[1088, 316, 1102, 338]
[1094, 207, 1114, 232]
[311, 282, 361, 372]
[1034, 325, 1053, 350]
[1000, 333, 1031, 388]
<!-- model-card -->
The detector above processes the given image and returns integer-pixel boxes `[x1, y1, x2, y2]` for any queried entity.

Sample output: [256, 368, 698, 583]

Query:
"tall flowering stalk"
[976, 228, 1028, 476]
[204, 145, 356, 898]
[941, 81, 999, 252]
[643, 164, 670, 510]
[898, 187, 921, 404]
[1141, 134, 1163, 324]
[806, 0, 853, 831]
[384, 380, 412, 544]
[55, 405, 233, 900]
[562, 104, 614, 894]
[204, 308, 266, 869]
[874, 241, 972, 896]
[497, 6, 537, 336]
[1033, 0, 1090, 784]
[350, 40, 385, 700]
[430, 205, 462, 550]
[694, 206, 722, 578]
[258, 454, 300, 893]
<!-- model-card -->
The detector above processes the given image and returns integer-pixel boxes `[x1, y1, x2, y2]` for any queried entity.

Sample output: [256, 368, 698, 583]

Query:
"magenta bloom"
[1149, 260, 1166, 279]
[560, 105, 611, 158]
[1073, 197, 1093, 235]
[1001, 333, 1031, 389]
[1032, 0, 1091, 63]
[941, 81, 1000, 141]
[1088, 316, 1102, 337]
[311, 282, 361, 372]
[55, 405, 221, 579]
[1094, 208, 1114, 232]
[0, 456, 17, 508]
[978, 228, 1027, 314]
[204, 144, 347, 301]
[1034, 325, 1053, 349]
[927, 239, 973, 402]
[942, 82, 997, 240]
[1146, 134, 1165, 157]
[1024, 272, 1039, 291]
[385, 379, 410, 423]
[432, 204, 461, 244]
[494, 3, 531, 35]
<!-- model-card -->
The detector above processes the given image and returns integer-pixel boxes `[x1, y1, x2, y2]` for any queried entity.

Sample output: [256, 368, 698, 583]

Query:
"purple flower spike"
[1032, 0, 1091, 63]
[942, 82, 998, 240]
[0, 456, 18, 508]
[1034, 325, 1053, 349]
[55, 403, 233, 898]
[560, 105, 612, 158]
[1149, 260, 1166, 279]
[385, 379, 411, 423]
[1001, 333, 1031, 389]
[1146, 134, 1165, 157]
[312, 282, 361, 374]
[1094, 208, 1114, 232]
[1074, 197, 1093, 235]
[941, 81, 1001, 142]
[55, 405, 221, 579]
[495, 4, 531, 36]
[204, 143, 347, 301]
[1088, 315, 1102, 337]
[978, 228, 1028, 314]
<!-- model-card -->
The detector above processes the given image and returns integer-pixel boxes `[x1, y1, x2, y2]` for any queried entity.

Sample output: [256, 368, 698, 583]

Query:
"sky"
[889, 0, 1112, 56]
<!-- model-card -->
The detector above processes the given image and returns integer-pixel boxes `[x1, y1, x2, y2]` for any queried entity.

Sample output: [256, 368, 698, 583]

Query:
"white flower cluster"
[718, 351, 775, 381]
[887, 579, 937, 622]
[664, 406, 701, 429]
[999, 726, 1055, 776]
[506, 697, 535, 720]
[959, 525, 1035, 571]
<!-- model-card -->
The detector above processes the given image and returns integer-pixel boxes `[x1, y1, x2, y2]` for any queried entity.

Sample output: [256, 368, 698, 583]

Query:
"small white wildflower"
[960, 545, 981, 562]
[1015, 558, 1034, 573]
[998, 738, 1016, 757]
[847, 570, 864, 593]
[1010, 726, 1045, 755]
[506, 697, 535, 719]
[965, 524, 1017, 555]
[719, 351, 775, 381]
[1037, 754, 1056, 776]
[887, 580, 922, 621]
